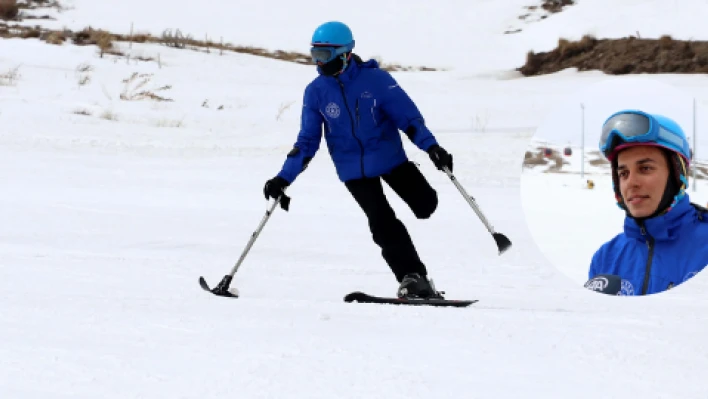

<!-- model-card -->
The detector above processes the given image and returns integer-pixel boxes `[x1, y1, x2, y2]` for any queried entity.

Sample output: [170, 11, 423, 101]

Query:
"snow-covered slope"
[3, 1, 708, 398]
[516, 0, 708, 53]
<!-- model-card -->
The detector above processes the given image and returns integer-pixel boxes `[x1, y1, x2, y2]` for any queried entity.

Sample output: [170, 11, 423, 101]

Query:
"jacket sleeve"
[377, 71, 438, 151]
[277, 84, 323, 184]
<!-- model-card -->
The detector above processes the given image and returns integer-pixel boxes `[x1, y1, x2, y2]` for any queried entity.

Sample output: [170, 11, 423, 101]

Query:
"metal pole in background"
[581, 102, 585, 181]
[693, 97, 697, 192]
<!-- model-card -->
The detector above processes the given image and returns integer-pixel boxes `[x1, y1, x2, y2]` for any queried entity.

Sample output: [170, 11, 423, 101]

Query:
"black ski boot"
[397, 273, 445, 299]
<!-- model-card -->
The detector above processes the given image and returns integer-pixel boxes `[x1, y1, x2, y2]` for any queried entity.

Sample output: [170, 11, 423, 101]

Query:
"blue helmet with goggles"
[599, 109, 692, 215]
[599, 109, 691, 165]
[310, 21, 355, 64]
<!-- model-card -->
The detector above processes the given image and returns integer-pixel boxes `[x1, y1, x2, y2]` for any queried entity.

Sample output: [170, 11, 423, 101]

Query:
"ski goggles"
[599, 110, 689, 160]
[310, 43, 352, 64]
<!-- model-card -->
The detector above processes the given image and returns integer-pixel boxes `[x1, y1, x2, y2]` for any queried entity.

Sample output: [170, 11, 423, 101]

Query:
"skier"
[588, 109, 708, 295]
[262, 21, 453, 299]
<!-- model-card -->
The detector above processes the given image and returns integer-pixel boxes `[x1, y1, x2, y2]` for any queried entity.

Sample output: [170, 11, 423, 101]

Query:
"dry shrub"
[100, 110, 117, 121]
[132, 54, 155, 62]
[519, 34, 708, 76]
[0, 65, 20, 85]
[0, 0, 18, 20]
[130, 33, 151, 43]
[541, 0, 574, 13]
[21, 26, 40, 38]
[549, 156, 569, 171]
[93, 30, 113, 56]
[161, 28, 191, 49]
[659, 35, 674, 49]
[276, 101, 294, 121]
[71, 27, 123, 57]
[73, 109, 92, 116]
[523, 149, 550, 167]
[523, 147, 571, 171]
[557, 35, 597, 57]
[589, 157, 610, 166]
[155, 119, 183, 128]
[44, 30, 64, 44]
[693, 165, 708, 180]
[119, 72, 173, 102]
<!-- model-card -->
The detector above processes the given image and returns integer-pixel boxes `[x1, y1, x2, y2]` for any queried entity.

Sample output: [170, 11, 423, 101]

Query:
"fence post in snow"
[581, 102, 585, 180]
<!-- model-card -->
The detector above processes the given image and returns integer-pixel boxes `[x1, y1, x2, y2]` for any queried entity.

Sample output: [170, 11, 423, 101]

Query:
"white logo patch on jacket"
[325, 102, 340, 119]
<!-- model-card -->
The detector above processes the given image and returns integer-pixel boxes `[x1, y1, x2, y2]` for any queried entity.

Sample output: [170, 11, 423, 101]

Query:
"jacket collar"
[624, 195, 695, 241]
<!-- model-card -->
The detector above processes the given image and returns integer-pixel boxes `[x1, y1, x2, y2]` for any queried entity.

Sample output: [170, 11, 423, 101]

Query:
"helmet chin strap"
[338, 53, 350, 74]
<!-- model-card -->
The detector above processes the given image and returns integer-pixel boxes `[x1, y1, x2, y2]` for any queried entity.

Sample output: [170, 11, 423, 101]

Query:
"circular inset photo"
[521, 76, 708, 296]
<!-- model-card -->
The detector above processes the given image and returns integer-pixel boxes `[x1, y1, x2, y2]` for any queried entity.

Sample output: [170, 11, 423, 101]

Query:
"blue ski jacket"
[589, 195, 708, 295]
[277, 56, 438, 183]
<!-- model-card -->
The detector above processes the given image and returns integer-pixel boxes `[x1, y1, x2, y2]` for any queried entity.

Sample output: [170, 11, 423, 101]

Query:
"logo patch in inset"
[325, 102, 340, 119]
[620, 279, 635, 296]
[683, 271, 699, 282]
[584, 276, 608, 291]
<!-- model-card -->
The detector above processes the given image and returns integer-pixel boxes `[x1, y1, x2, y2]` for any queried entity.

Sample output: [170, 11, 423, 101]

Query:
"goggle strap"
[658, 125, 688, 155]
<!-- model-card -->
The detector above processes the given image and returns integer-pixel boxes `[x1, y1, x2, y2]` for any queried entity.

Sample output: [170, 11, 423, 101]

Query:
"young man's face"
[616, 146, 670, 218]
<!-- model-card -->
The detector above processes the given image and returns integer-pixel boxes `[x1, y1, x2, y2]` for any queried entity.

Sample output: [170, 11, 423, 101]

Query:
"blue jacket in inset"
[277, 56, 438, 183]
[589, 195, 708, 295]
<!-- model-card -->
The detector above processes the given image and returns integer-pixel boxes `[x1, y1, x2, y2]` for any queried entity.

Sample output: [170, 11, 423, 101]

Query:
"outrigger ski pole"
[199, 191, 290, 298]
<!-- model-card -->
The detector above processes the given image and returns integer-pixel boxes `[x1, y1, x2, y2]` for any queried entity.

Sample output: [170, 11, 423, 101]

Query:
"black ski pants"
[344, 161, 438, 282]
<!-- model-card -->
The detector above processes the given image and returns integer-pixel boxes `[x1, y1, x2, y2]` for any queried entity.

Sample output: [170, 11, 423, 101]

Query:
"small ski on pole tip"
[199, 276, 239, 298]
[493, 232, 512, 255]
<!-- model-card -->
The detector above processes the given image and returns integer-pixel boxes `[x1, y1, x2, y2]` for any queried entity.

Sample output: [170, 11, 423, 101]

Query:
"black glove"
[263, 176, 291, 211]
[427, 144, 453, 172]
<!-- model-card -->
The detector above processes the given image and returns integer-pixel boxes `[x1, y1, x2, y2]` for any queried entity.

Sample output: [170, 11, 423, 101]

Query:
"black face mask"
[319, 55, 346, 76]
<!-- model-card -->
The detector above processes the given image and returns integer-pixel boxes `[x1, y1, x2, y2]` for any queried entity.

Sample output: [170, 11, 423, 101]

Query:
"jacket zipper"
[336, 78, 365, 177]
[639, 222, 655, 295]
[356, 98, 360, 126]
[371, 99, 377, 125]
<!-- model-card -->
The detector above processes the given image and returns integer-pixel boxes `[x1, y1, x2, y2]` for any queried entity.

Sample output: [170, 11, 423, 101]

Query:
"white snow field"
[2, 1, 708, 398]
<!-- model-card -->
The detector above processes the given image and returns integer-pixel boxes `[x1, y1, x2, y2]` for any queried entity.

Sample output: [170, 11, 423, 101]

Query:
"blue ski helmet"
[599, 109, 692, 214]
[311, 21, 355, 49]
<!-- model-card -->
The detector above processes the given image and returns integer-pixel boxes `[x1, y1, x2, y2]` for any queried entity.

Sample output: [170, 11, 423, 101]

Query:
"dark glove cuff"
[274, 176, 290, 187]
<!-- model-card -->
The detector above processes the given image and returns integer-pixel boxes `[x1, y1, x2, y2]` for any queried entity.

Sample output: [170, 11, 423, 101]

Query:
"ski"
[344, 291, 477, 308]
